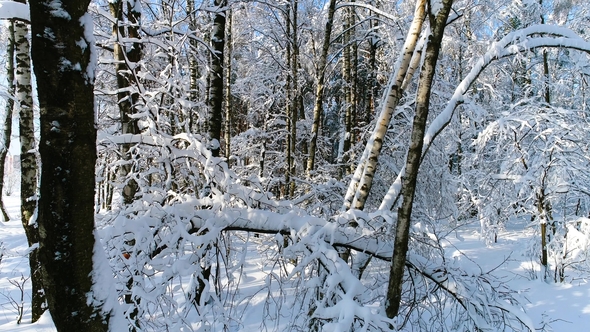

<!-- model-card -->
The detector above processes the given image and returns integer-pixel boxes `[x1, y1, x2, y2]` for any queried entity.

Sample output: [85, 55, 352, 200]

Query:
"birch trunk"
[385, 0, 454, 318]
[224, 11, 232, 161]
[306, 0, 337, 173]
[14, 8, 46, 321]
[30, 0, 110, 328]
[342, 0, 426, 211]
[0, 21, 15, 223]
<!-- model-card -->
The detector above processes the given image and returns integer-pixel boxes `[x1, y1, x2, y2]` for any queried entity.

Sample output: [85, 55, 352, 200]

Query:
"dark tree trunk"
[30, 0, 110, 330]
[307, 0, 337, 173]
[385, 0, 454, 319]
[110, 0, 141, 204]
[208, 0, 226, 157]
[224, 11, 232, 161]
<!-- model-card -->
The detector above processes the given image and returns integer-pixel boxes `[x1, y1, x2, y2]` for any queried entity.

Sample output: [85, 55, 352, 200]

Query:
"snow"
[80, 12, 96, 84]
[0, 1, 29, 21]
[1, 194, 590, 331]
[48, 1, 70, 20]
[430, 0, 443, 15]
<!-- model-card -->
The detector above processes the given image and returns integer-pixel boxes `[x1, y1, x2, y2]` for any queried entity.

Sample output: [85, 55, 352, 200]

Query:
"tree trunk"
[187, 0, 200, 134]
[289, 0, 299, 197]
[285, 4, 292, 197]
[306, 0, 337, 173]
[110, 0, 141, 205]
[30, 0, 110, 329]
[208, 0, 226, 157]
[385, 0, 454, 319]
[342, 0, 427, 211]
[224, 10, 232, 161]
[0, 20, 15, 223]
[340, 3, 352, 178]
[14, 4, 46, 320]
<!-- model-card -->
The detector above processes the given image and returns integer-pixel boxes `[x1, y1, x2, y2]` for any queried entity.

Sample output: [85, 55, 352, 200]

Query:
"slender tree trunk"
[224, 10, 232, 161]
[340, 4, 352, 178]
[285, 4, 292, 197]
[289, 0, 298, 196]
[365, 17, 379, 127]
[307, 0, 337, 173]
[14, 4, 46, 321]
[30, 0, 110, 329]
[307, 0, 336, 173]
[350, 10, 358, 152]
[0, 21, 15, 223]
[208, 0, 226, 157]
[187, 0, 200, 133]
[385, 0, 453, 319]
[110, 0, 142, 204]
[342, 0, 427, 211]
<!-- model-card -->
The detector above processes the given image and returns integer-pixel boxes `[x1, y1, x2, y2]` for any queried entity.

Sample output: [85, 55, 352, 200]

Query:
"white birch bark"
[385, 0, 454, 318]
[379, 25, 590, 211]
[342, 0, 427, 211]
[15, 12, 46, 321]
[0, 20, 14, 223]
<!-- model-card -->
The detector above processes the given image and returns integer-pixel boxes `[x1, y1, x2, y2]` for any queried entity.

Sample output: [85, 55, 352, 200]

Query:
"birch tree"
[0, 20, 14, 223]
[386, 0, 454, 318]
[342, 0, 426, 211]
[14, 0, 45, 320]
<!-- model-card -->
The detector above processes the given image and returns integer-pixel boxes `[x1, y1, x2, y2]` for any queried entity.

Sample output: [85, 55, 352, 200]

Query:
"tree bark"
[342, 0, 427, 211]
[0, 21, 15, 223]
[289, 0, 298, 197]
[110, 0, 141, 204]
[306, 0, 337, 173]
[30, 0, 110, 329]
[208, 0, 226, 157]
[340, 3, 352, 178]
[385, 0, 454, 319]
[14, 2, 46, 320]
[224, 10, 232, 160]
[285, 4, 292, 197]
[187, 0, 200, 133]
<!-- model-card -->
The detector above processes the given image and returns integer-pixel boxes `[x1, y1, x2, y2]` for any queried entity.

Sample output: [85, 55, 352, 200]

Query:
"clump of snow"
[0, 1, 29, 21]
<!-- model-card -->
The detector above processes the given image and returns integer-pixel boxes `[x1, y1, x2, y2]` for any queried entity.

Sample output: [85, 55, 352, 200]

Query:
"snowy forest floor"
[0, 193, 589, 331]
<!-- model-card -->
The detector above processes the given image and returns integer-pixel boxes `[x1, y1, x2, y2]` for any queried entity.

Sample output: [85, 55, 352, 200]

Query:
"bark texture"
[30, 0, 109, 330]
[385, 0, 454, 319]
[208, 0, 226, 157]
[0, 21, 15, 223]
[14, 3, 46, 320]
[342, 0, 427, 211]
[224, 10, 232, 160]
[307, 0, 337, 173]
[110, 0, 142, 204]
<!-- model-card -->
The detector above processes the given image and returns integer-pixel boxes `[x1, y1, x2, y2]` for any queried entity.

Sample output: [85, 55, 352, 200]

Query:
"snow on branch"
[380, 24, 590, 211]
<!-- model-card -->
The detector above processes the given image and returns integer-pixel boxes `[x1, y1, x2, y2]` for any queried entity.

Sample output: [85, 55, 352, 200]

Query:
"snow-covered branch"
[380, 25, 590, 211]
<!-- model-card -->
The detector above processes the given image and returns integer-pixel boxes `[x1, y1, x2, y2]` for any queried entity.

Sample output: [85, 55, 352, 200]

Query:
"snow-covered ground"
[0, 194, 589, 331]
